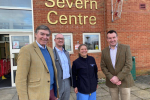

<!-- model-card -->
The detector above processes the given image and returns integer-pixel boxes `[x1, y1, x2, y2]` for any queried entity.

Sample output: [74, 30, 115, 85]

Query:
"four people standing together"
[16, 25, 134, 100]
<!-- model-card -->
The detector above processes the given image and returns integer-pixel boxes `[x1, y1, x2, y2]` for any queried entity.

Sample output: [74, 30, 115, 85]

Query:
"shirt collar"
[55, 47, 64, 52]
[109, 43, 118, 49]
[36, 41, 46, 49]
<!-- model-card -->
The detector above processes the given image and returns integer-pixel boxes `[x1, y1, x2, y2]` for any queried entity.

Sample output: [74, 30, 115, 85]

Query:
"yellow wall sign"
[45, 0, 97, 25]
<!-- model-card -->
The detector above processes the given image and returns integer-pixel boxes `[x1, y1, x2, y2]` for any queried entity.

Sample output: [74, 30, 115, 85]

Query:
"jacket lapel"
[64, 51, 72, 74]
[115, 44, 121, 66]
[54, 48, 63, 70]
[47, 47, 60, 92]
[33, 42, 49, 71]
[105, 47, 116, 72]
[106, 47, 113, 67]
[64, 51, 71, 66]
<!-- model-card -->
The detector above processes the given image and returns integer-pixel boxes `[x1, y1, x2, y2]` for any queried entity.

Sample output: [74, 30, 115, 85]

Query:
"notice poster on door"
[13, 41, 19, 49]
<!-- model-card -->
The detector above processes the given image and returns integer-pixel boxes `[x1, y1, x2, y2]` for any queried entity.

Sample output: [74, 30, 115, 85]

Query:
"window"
[0, 0, 33, 31]
[83, 33, 101, 53]
[0, 0, 31, 8]
[11, 36, 30, 49]
[52, 33, 73, 54]
[0, 10, 32, 30]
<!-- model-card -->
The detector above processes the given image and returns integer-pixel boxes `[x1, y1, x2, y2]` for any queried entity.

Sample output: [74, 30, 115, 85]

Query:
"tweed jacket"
[53, 47, 73, 91]
[15, 41, 59, 100]
[101, 44, 134, 88]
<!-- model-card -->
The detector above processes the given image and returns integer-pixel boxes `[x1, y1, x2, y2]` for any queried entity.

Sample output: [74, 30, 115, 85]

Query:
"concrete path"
[1, 75, 150, 100]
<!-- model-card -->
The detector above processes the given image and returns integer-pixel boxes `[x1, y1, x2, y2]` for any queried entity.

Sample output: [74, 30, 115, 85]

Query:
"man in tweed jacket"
[15, 25, 59, 100]
[101, 30, 134, 100]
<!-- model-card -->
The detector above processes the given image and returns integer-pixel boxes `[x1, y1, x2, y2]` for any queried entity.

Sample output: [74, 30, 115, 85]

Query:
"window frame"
[52, 33, 74, 54]
[83, 33, 101, 53]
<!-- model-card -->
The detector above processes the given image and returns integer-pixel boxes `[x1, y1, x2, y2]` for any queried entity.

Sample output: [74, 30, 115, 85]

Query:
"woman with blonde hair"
[72, 44, 98, 100]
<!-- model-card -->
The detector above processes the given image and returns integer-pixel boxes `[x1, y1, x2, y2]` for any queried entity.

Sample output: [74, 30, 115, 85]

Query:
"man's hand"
[110, 76, 119, 84]
[74, 87, 78, 94]
[116, 81, 121, 85]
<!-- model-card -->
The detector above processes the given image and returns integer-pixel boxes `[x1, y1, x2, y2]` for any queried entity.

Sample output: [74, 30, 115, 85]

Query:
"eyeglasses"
[56, 38, 64, 40]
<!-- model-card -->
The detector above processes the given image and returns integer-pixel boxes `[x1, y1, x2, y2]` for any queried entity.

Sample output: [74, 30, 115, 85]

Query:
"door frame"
[9, 34, 33, 87]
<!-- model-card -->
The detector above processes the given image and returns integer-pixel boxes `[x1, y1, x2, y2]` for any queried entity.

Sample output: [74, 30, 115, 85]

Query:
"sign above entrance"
[45, 0, 98, 9]
[45, 0, 98, 25]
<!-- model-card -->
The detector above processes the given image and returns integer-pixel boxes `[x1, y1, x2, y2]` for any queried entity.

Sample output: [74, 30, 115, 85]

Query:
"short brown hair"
[107, 30, 118, 36]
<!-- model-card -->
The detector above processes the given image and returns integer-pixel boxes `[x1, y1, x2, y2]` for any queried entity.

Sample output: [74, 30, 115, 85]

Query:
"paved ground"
[1, 75, 150, 100]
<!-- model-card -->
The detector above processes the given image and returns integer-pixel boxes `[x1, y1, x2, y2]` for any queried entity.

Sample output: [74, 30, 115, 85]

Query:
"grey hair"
[35, 25, 51, 34]
[55, 33, 63, 39]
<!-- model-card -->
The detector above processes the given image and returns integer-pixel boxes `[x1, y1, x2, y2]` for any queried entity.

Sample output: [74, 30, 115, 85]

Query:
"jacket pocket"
[28, 78, 41, 87]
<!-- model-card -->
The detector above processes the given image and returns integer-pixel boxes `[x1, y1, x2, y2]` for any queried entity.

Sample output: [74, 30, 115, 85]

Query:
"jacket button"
[48, 81, 50, 83]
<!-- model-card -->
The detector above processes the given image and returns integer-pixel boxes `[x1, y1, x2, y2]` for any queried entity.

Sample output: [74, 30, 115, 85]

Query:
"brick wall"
[33, 0, 150, 78]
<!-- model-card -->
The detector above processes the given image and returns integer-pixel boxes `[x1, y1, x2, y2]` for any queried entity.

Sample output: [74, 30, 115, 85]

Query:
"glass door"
[9, 35, 32, 86]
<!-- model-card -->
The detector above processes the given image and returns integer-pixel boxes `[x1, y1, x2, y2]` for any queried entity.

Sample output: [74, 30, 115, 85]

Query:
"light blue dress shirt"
[55, 47, 70, 79]
[36, 41, 46, 49]
[109, 44, 118, 69]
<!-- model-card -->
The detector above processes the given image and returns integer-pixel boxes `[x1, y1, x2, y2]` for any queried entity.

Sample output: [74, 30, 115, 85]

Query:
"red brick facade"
[33, 0, 150, 78]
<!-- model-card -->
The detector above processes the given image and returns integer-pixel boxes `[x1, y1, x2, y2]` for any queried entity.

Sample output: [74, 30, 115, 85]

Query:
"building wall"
[33, 0, 150, 78]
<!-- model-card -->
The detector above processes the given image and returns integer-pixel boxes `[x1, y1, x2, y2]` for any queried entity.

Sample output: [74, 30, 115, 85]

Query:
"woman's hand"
[74, 87, 78, 94]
